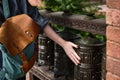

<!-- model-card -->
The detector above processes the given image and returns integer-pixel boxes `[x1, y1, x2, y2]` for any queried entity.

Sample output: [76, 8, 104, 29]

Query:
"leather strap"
[19, 52, 29, 73]
[20, 43, 38, 73]
[27, 41, 38, 71]
[19, 39, 38, 73]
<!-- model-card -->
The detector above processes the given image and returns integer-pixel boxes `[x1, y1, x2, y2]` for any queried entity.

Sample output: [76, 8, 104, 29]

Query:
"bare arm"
[43, 24, 80, 65]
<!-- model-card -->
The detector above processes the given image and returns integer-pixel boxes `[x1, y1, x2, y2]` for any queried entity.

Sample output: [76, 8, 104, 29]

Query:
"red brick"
[106, 56, 120, 76]
[106, 0, 120, 10]
[106, 9, 120, 27]
[106, 72, 120, 80]
[107, 41, 120, 59]
[106, 26, 120, 43]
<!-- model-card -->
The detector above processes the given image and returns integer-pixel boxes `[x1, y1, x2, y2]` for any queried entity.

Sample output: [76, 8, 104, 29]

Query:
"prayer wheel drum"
[101, 47, 106, 80]
[74, 37, 106, 80]
[38, 34, 54, 67]
[54, 31, 80, 79]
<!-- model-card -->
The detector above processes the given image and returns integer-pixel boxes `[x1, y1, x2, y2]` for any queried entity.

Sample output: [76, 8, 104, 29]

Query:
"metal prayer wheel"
[101, 48, 106, 80]
[54, 31, 80, 79]
[74, 37, 106, 80]
[38, 34, 54, 67]
[38, 34, 46, 65]
[46, 36, 54, 70]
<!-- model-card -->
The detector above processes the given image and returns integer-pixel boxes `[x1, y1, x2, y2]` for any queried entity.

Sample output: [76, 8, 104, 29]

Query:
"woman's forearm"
[43, 24, 66, 48]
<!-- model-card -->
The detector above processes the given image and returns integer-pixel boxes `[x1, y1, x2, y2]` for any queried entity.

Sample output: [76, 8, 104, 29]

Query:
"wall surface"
[106, 0, 120, 80]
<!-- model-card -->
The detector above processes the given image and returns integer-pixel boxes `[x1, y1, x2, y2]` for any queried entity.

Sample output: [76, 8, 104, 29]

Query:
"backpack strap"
[27, 43, 38, 71]
[20, 51, 38, 73]
[19, 52, 29, 73]
[19, 43, 38, 73]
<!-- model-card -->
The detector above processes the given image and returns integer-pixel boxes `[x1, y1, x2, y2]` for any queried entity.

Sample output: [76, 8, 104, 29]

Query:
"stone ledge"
[39, 10, 107, 36]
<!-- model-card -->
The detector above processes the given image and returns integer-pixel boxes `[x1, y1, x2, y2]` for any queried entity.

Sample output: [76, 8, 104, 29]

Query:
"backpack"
[0, 0, 40, 80]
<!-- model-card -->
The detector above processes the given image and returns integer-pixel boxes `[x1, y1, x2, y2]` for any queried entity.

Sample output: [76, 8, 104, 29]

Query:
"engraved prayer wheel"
[46, 36, 54, 70]
[54, 31, 80, 79]
[38, 34, 46, 65]
[101, 47, 106, 80]
[38, 34, 54, 67]
[74, 37, 106, 80]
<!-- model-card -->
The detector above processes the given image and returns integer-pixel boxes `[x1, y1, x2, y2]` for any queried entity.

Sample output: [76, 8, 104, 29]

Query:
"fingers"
[69, 42, 80, 60]
[69, 50, 80, 65]
[68, 54, 78, 65]
[73, 50, 81, 60]
[70, 53, 80, 65]
[63, 41, 81, 65]
[65, 47, 80, 65]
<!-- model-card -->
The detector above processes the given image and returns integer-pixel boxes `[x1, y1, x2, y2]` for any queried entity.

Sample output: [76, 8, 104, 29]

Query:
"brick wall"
[106, 0, 120, 80]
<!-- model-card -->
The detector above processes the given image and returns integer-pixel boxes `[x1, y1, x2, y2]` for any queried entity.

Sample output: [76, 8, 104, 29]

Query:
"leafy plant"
[79, 30, 106, 41]
[42, 0, 60, 11]
[42, 0, 106, 41]
[42, 0, 88, 13]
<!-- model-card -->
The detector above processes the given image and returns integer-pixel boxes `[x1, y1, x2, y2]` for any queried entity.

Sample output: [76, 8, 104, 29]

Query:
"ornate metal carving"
[74, 37, 106, 80]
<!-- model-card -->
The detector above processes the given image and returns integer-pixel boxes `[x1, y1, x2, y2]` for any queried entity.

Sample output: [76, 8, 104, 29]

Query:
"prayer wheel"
[101, 48, 106, 80]
[38, 34, 54, 68]
[74, 37, 105, 80]
[54, 31, 80, 79]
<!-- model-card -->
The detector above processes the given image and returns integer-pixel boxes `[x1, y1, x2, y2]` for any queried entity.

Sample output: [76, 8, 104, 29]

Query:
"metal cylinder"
[38, 34, 47, 65]
[101, 48, 106, 80]
[46, 36, 54, 70]
[74, 37, 106, 80]
[54, 31, 80, 79]
[38, 34, 54, 68]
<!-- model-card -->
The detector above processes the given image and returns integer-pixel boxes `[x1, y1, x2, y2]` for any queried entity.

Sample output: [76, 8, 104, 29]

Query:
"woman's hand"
[44, 25, 80, 65]
[62, 41, 80, 65]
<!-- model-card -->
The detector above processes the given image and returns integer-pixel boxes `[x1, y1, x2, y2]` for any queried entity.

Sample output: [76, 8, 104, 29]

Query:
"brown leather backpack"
[0, 14, 40, 73]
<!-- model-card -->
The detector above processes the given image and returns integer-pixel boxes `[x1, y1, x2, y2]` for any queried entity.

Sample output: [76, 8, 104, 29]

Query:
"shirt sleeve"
[26, 1, 50, 32]
[8, 0, 49, 32]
